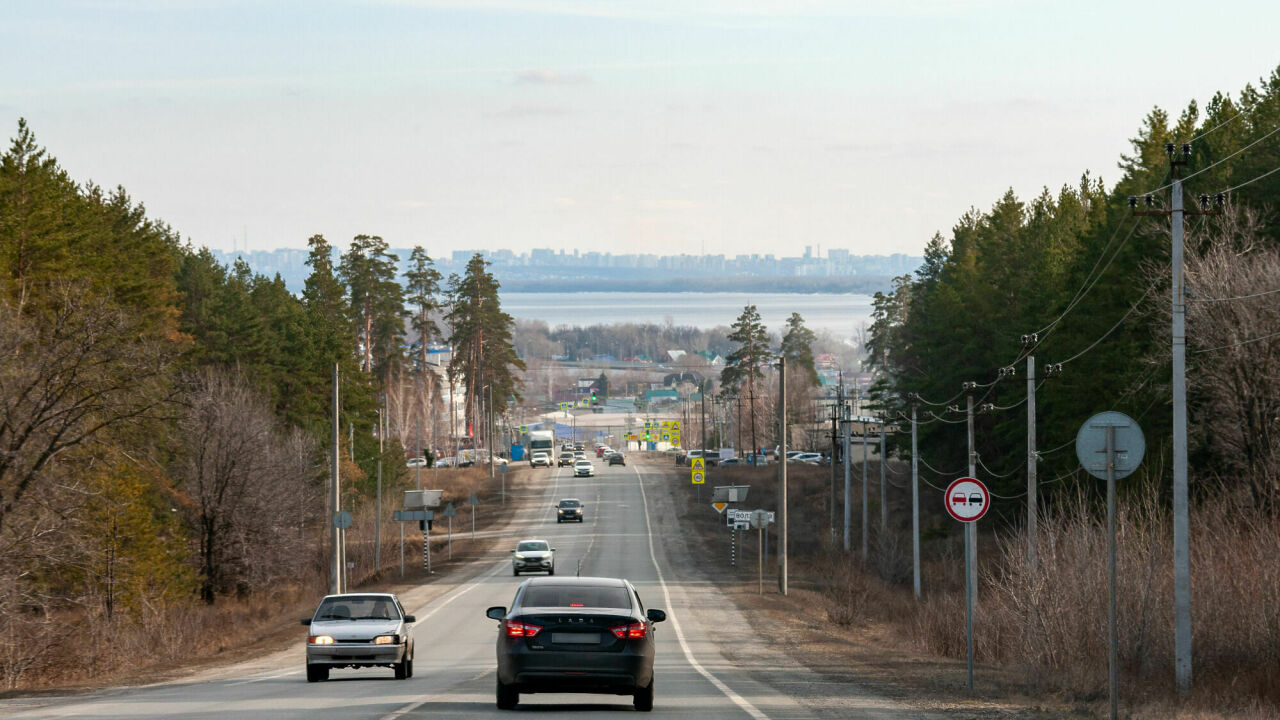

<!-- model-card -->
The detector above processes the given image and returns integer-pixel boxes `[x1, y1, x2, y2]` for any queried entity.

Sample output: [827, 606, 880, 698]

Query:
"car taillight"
[505, 620, 543, 638]
[609, 621, 646, 639]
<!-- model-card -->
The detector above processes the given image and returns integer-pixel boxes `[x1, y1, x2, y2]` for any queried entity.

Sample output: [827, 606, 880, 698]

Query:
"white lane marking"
[225, 667, 302, 686]
[379, 667, 492, 720]
[633, 464, 771, 720]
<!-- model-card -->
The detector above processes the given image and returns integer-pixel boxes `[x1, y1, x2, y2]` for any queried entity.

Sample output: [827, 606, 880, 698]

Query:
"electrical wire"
[1032, 218, 1141, 339]
[977, 455, 1022, 479]
[925, 409, 968, 425]
[912, 387, 966, 407]
[1143, 125, 1280, 195]
[1057, 281, 1159, 366]
[1038, 438, 1075, 457]
[917, 455, 966, 477]
[1192, 287, 1280, 302]
[1192, 330, 1280, 354]
[1183, 107, 1244, 145]
[1216, 162, 1280, 194]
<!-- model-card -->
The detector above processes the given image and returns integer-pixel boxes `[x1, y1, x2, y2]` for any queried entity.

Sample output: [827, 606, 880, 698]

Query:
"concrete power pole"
[911, 400, 920, 598]
[1026, 354, 1037, 571]
[777, 357, 787, 596]
[330, 364, 341, 595]
[842, 401, 852, 553]
[879, 419, 887, 546]
[1130, 142, 1206, 694]
[965, 386, 978, 606]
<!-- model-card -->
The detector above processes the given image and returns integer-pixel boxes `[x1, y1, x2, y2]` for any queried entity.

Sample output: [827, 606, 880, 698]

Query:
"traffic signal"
[591, 389, 597, 403]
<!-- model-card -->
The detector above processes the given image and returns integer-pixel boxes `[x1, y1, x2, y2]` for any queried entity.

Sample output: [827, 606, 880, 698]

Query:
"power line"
[1183, 107, 1244, 145]
[1143, 125, 1280, 195]
[1057, 281, 1159, 366]
[914, 388, 966, 407]
[1193, 287, 1280, 303]
[1216, 161, 1280, 194]
[977, 455, 1021, 479]
[1032, 218, 1141, 339]
[917, 455, 966, 477]
[926, 409, 968, 425]
[1192, 330, 1280, 354]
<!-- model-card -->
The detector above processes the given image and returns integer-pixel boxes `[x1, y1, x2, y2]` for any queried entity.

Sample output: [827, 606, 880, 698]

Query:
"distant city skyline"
[5, 2, 1275, 258]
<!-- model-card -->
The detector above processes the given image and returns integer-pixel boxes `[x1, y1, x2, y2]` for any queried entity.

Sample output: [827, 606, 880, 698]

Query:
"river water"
[501, 291, 874, 340]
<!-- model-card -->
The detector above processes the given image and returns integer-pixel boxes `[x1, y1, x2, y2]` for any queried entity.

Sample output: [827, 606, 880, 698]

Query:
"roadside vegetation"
[0, 120, 525, 690]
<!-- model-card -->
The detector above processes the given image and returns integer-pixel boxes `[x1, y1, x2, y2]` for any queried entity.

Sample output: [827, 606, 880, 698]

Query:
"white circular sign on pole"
[1075, 411, 1145, 480]
[944, 477, 991, 523]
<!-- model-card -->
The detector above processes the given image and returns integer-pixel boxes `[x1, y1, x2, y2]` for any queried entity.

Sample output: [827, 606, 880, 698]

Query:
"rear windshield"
[522, 585, 632, 609]
[314, 596, 401, 621]
[558, 500, 581, 508]
[517, 541, 549, 552]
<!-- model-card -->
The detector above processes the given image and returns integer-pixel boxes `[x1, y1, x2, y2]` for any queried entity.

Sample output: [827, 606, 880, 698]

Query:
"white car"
[405, 457, 428, 468]
[573, 459, 595, 477]
[510, 539, 555, 576]
[787, 452, 823, 464]
[531, 452, 551, 468]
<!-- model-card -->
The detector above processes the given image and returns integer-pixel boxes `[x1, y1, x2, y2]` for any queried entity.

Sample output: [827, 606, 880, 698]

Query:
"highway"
[1, 458, 933, 719]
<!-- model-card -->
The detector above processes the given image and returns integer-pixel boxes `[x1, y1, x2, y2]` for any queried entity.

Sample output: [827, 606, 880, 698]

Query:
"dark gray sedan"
[486, 576, 666, 711]
[302, 593, 415, 681]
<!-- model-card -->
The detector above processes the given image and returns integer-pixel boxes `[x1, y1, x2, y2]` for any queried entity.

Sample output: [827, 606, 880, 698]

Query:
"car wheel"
[634, 678, 654, 711]
[407, 654, 414, 678]
[306, 664, 328, 682]
[548, 565, 555, 575]
[394, 655, 409, 680]
[513, 568, 520, 576]
[496, 678, 519, 709]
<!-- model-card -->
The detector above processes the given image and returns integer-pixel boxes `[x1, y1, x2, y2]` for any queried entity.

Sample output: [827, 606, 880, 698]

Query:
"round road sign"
[333, 510, 352, 529]
[943, 477, 990, 523]
[1075, 411, 1146, 481]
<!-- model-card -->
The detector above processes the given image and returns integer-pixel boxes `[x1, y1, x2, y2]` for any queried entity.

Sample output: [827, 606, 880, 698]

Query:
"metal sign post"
[1076, 411, 1145, 720]
[944, 477, 990, 692]
[443, 502, 458, 560]
[467, 492, 479, 539]
[749, 509, 774, 595]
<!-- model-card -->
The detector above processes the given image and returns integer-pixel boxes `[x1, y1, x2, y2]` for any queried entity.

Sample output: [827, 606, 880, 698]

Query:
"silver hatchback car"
[302, 593, 416, 681]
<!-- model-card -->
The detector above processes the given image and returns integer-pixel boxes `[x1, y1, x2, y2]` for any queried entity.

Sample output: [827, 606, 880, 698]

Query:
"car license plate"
[552, 633, 600, 644]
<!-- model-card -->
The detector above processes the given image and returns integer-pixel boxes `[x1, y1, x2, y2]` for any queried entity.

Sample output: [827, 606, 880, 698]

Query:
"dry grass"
[0, 465, 517, 693]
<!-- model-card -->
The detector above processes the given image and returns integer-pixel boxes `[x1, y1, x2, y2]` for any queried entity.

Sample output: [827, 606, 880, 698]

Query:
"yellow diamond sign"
[712, 501, 728, 513]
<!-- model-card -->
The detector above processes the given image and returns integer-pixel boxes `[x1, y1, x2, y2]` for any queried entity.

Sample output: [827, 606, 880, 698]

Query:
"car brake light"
[505, 620, 543, 638]
[609, 621, 645, 639]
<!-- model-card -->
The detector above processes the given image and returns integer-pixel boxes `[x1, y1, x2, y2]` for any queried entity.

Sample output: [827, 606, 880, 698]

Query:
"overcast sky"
[3, 1, 1276, 258]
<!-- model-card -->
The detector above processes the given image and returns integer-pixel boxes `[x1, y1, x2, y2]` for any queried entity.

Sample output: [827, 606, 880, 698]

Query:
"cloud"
[491, 104, 573, 119]
[513, 70, 591, 86]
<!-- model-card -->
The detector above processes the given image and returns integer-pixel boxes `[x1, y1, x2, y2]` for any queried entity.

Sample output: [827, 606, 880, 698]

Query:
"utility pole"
[964, 384, 978, 608]
[777, 356, 787, 596]
[488, 384, 495, 480]
[842, 401, 852, 553]
[911, 398, 920, 598]
[330, 364, 341, 595]
[830, 376, 842, 542]
[861, 412, 869, 563]
[879, 418, 887, 544]
[1128, 145, 1222, 695]
[1025, 352, 1037, 570]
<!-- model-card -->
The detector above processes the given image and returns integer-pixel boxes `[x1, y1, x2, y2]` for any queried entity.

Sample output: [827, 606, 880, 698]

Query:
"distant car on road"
[486, 576, 665, 711]
[607, 452, 625, 466]
[405, 457, 428, 468]
[531, 452, 552, 468]
[574, 459, 595, 477]
[302, 593, 415, 682]
[558, 452, 575, 467]
[511, 539, 555, 575]
[556, 498, 584, 523]
[787, 452, 823, 464]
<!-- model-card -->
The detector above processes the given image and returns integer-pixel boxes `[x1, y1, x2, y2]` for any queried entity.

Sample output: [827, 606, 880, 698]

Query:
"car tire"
[306, 664, 328, 682]
[407, 654, 414, 678]
[633, 678, 654, 711]
[513, 568, 520, 576]
[394, 655, 409, 680]
[548, 565, 555, 575]
[496, 679, 519, 709]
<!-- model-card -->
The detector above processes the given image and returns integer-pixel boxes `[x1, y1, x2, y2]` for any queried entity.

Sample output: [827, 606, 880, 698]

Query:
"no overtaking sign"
[944, 477, 990, 523]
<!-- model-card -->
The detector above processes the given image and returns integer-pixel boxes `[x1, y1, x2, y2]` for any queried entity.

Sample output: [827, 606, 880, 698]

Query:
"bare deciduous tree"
[176, 370, 320, 602]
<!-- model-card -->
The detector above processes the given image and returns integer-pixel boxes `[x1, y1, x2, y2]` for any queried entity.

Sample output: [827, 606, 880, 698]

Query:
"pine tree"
[721, 305, 769, 456]
[779, 312, 817, 385]
[445, 254, 525, 439]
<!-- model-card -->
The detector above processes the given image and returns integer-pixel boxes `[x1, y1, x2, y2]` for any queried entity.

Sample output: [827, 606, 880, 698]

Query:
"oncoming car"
[530, 452, 552, 468]
[558, 452, 575, 467]
[485, 576, 666, 711]
[556, 498, 584, 523]
[302, 593, 416, 682]
[511, 539, 556, 575]
[573, 459, 594, 477]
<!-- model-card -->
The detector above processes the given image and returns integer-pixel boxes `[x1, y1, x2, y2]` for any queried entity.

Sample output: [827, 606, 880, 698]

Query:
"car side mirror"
[486, 606, 507, 621]
[646, 609, 666, 624]
[300, 618, 312, 626]
[403, 615, 416, 623]
[552, 548, 557, 552]
[509, 549, 515, 553]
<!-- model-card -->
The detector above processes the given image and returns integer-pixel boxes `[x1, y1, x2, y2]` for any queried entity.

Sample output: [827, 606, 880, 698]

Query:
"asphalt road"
[1, 458, 928, 719]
